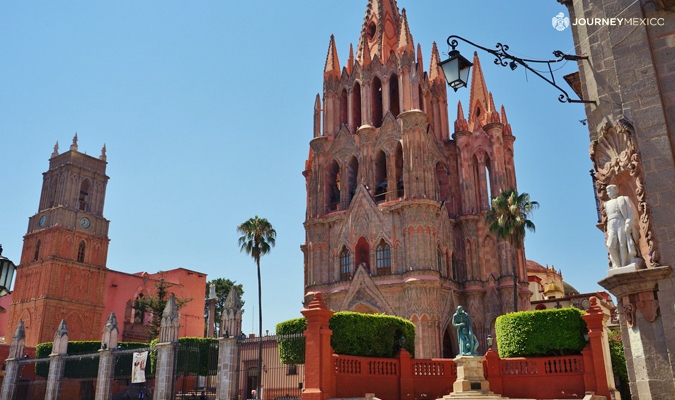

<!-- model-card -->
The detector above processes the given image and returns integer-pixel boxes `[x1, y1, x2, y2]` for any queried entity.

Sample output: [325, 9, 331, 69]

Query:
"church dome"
[526, 260, 547, 273]
[563, 281, 580, 296]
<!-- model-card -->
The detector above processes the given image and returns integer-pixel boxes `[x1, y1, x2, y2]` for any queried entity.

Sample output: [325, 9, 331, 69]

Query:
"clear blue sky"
[0, 1, 607, 335]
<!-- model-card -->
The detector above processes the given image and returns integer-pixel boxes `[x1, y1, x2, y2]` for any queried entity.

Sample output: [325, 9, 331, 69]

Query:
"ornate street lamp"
[440, 35, 595, 104]
[0, 245, 16, 297]
[439, 48, 473, 92]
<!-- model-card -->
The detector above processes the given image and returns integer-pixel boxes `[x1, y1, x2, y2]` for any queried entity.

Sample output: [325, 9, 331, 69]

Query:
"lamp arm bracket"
[446, 35, 596, 105]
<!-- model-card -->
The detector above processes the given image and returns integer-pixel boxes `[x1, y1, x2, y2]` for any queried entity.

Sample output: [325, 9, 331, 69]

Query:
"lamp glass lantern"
[440, 50, 473, 92]
[0, 249, 16, 297]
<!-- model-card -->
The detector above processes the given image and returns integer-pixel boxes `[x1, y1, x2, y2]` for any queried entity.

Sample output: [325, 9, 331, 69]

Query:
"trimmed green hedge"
[495, 308, 587, 357]
[276, 318, 307, 365]
[275, 311, 415, 364]
[35, 341, 147, 378]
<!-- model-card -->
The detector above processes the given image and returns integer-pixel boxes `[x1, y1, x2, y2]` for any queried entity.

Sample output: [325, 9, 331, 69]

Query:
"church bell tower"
[7, 135, 110, 346]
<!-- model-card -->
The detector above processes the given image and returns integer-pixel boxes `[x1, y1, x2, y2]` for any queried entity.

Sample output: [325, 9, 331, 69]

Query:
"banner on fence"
[132, 351, 148, 383]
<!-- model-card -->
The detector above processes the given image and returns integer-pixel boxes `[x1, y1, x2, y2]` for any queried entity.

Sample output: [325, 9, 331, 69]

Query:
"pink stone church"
[302, 0, 527, 358]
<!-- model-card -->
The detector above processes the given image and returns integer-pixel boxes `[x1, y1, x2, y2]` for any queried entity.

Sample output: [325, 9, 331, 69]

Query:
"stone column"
[215, 337, 240, 400]
[300, 293, 335, 400]
[153, 294, 180, 400]
[45, 320, 69, 400]
[0, 321, 26, 400]
[599, 266, 674, 399]
[96, 313, 120, 400]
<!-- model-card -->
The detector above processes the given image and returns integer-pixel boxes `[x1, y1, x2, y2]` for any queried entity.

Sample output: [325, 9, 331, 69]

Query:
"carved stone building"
[5, 136, 206, 347]
[302, 0, 529, 358]
[557, 0, 675, 398]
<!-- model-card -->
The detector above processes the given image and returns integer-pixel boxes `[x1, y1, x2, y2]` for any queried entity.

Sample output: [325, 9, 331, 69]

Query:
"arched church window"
[34, 240, 41, 261]
[77, 241, 86, 263]
[451, 253, 459, 280]
[372, 77, 383, 128]
[327, 160, 341, 212]
[134, 294, 146, 323]
[374, 150, 387, 202]
[340, 88, 348, 126]
[355, 237, 370, 271]
[340, 248, 351, 281]
[348, 156, 359, 204]
[352, 83, 362, 129]
[437, 248, 444, 271]
[79, 179, 90, 211]
[48, 176, 58, 208]
[376, 241, 391, 275]
[395, 143, 404, 198]
[389, 73, 400, 117]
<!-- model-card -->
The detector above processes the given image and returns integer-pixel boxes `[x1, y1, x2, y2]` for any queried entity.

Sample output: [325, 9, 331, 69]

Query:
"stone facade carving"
[303, 1, 528, 358]
[590, 118, 659, 268]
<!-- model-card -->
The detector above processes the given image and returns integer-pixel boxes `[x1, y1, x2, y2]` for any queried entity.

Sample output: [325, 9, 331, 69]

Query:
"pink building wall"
[103, 267, 206, 340]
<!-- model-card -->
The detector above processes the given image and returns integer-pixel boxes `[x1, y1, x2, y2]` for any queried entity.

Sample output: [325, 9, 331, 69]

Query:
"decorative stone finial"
[159, 294, 180, 343]
[209, 283, 217, 300]
[70, 133, 78, 151]
[8, 320, 26, 359]
[101, 312, 119, 350]
[222, 288, 243, 337]
[52, 141, 59, 158]
[52, 319, 69, 355]
[99, 144, 107, 161]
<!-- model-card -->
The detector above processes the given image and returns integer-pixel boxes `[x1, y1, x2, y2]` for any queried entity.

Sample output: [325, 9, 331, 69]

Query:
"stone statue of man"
[452, 306, 479, 357]
[604, 184, 640, 268]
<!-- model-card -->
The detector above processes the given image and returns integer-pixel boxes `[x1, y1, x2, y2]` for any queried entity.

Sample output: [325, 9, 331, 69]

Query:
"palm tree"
[237, 216, 276, 399]
[485, 188, 538, 312]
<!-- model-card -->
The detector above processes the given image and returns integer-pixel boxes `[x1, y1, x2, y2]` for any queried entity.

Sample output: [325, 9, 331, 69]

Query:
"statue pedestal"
[438, 356, 505, 400]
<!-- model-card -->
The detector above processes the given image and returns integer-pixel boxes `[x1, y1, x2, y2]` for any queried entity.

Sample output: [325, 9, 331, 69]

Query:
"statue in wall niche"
[452, 306, 479, 357]
[604, 184, 641, 269]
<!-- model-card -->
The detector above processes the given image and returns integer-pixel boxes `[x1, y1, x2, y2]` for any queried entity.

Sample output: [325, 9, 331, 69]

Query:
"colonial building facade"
[5, 136, 206, 347]
[302, 0, 530, 358]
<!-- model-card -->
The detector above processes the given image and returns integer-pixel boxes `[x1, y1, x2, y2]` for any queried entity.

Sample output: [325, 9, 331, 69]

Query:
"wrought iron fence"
[14, 357, 49, 400]
[111, 346, 155, 400]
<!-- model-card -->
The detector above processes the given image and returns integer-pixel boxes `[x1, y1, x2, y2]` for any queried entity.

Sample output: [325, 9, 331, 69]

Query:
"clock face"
[39, 215, 46, 227]
[80, 217, 91, 229]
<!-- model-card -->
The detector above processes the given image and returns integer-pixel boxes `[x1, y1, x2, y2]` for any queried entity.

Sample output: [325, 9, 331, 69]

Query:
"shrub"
[276, 318, 307, 365]
[608, 329, 631, 400]
[495, 308, 587, 358]
[35, 341, 147, 378]
[275, 311, 415, 364]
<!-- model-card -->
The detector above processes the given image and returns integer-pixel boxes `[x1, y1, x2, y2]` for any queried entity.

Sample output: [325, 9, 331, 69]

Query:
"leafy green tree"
[133, 275, 192, 339]
[485, 188, 538, 312]
[237, 216, 276, 399]
[204, 278, 244, 336]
